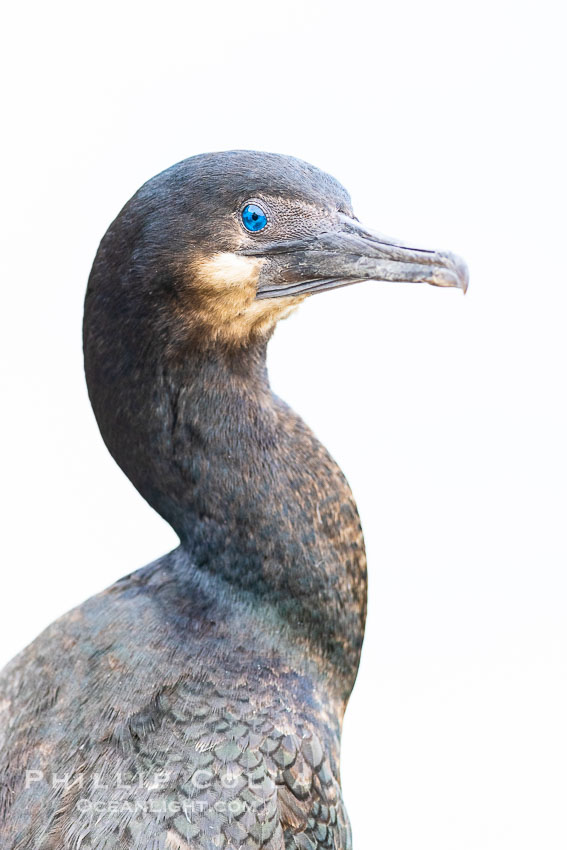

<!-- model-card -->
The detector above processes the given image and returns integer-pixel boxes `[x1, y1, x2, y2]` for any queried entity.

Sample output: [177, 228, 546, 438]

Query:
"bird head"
[86, 150, 468, 352]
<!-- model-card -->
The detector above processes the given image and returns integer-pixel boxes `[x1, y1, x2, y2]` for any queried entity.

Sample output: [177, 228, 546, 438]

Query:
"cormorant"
[0, 151, 467, 850]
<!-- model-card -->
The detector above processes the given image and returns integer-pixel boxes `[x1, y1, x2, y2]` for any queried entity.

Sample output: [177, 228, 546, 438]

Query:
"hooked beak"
[241, 215, 468, 298]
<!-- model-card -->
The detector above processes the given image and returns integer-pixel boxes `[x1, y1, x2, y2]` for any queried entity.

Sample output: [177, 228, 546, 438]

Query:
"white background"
[1, 2, 566, 848]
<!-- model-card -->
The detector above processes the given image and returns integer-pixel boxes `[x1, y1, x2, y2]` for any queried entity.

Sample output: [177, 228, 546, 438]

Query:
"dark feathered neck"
[85, 317, 367, 702]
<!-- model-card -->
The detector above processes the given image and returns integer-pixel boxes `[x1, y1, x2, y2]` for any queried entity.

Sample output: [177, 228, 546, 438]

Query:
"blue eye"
[241, 203, 268, 232]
